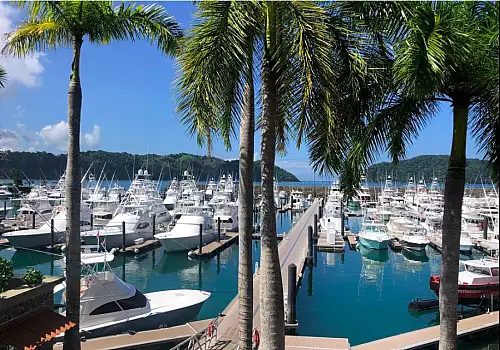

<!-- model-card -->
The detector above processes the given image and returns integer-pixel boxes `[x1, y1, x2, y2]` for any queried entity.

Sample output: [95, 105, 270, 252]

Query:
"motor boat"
[13, 199, 54, 228]
[289, 190, 308, 210]
[3, 204, 92, 248]
[55, 252, 210, 339]
[459, 231, 474, 253]
[430, 258, 499, 303]
[386, 217, 415, 238]
[163, 177, 179, 212]
[213, 202, 238, 232]
[155, 211, 215, 253]
[358, 221, 392, 250]
[0, 185, 13, 199]
[399, 225, 430, 251]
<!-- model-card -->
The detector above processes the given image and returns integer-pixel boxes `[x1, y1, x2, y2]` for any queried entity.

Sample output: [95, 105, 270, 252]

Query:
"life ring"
[253, 329, 260, 347]
[207, 321, 215, 337]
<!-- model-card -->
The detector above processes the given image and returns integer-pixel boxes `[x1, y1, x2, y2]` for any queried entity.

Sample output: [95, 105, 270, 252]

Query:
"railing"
[170, 314, 225, 350]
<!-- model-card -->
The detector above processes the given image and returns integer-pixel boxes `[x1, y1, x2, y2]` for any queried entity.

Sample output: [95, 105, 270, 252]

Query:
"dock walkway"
[352, 311, 499, 350]
[217, 199, 321, 341]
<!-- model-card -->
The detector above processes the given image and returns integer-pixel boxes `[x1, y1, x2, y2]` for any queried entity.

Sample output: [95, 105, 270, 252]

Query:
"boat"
[55, 252, 210, 339]
[399, 225, 430, 251]
[163, 177, 179, 212]
[14, 199, 54, 228]
[429, 258, 499, 303]
[155, 210, 215, 253]
[0, 185, 13, 199]
[3, 204, 92, 248]
[387, 217, 415, 238]
[358, 221, 392, 250]
[459, 231, 474, 253]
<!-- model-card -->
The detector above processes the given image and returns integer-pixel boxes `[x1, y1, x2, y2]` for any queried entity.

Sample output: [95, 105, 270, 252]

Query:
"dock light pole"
[217, 217, 221, 243]
[122, 221, 126, 251]
[307, 225, 313, 264]
[287, 263, 297, 325]
[199, 223, 203, 255]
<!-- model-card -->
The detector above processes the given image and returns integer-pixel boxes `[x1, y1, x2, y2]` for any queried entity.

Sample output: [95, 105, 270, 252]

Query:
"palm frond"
[0, 65, 7, 88]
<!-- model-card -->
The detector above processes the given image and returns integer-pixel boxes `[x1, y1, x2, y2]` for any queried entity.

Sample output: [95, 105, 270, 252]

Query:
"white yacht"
[386, 217, 415, 238]
[289, 190, 307, 210]
[399, 225, 430, 251]
[55, 253, 210, 339]
[155, 210, 215, 253]
[358, 221, 392, 250]
[205, 177, 217, 201]
[15, 199, 54, 227]
[0, 185, 13, 199]
[213, 202, 238, 232]
[163, 177, 179, 212]
[3, 203, 92, 248]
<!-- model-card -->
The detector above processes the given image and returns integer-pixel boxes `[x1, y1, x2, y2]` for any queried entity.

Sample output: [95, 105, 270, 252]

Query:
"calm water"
[0, 212, 496, 348]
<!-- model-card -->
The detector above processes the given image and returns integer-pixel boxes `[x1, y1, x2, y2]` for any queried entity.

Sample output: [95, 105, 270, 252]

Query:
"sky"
[0, 2, 483, 181]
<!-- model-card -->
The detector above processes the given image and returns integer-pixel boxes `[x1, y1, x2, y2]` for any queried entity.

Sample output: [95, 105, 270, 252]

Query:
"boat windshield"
[465, 264, 492, 276]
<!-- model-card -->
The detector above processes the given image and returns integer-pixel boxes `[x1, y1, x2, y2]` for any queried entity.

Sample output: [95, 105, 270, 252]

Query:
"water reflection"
[359, 244, 389, 262]
[154, 252, 198, 275]
[358, 244, 388, 295]
[402, 248, 429, 263]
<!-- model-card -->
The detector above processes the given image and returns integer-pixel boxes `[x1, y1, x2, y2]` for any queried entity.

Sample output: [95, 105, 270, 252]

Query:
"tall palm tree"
[0, 65, 6, 88]
[331, 3, 498, 349]
[177, 2, 362, 348]
[3, 2, 182, 348]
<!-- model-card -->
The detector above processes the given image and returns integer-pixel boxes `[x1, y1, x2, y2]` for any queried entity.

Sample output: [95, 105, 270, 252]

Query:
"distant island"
[367, 155, 492, 184]
[0, 150, 300, 182]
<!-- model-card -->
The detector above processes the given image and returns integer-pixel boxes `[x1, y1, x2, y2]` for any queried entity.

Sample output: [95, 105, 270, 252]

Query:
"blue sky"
[0, 2, 482, 181]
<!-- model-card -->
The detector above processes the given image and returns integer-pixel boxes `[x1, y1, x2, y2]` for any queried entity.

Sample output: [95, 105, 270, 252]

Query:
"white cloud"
[39, 121, 69, 151]
[254, 152, 260, 161]
[0, 128, 22, 151]
[0, 3, 45, 95]
[83, 125, 100, 148]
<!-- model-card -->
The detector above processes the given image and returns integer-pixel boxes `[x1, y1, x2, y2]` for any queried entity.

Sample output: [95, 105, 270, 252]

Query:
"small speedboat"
[399, 225, 430, 251]
[56, 252, 210, 339]
[430, 258, 499, 303]
[358, 221, 391, 250]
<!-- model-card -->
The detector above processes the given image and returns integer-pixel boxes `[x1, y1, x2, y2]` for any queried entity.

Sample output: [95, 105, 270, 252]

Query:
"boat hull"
[400, 240, 428, 251]
[157, 233, 216, 253]
[3, 230, 65, 248]
[358, 236, 389, 250]
[430, 275, 500, 303]
[81, 230, 153, 249]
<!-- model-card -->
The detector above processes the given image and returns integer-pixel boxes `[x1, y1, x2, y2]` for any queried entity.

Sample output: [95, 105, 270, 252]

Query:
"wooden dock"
[216, 199, 323, 340]
[317, 232, 345, 252]
[191, 232, 239, 258]
[54, 319, 212, 350]
[346, 234, 358, 250]
[429, 236, 442, 253]
[117, 239, 160, 255]
[352, 311, 499, 350]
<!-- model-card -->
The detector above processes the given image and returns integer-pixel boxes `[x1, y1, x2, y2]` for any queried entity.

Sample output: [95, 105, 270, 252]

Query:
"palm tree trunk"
[260, 3, 285, 348]
[238, 60, 255, 350]
[207, 133, 212, 159]
[439, 100, 468, 350]
[64, 38, 83, 350]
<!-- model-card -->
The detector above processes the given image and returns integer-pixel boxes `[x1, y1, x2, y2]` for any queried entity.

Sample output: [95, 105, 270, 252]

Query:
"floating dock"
[317, 230, 345, 252]
[346, 234, 358, 250]
[191, 232, 239, 258]
[117, 239, 161, 255]
[352, 311, 499, 350]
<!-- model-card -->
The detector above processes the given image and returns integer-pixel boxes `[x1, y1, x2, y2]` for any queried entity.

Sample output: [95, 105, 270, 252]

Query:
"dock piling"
[51, 219, 54, 247]
[199, 223, 203, 255]
[340, 202, 345, 237]
[314, 214, 318, 239]
[3, 201, 6, 218]
[483, 216, 489, 239]
[122, 221, 126, 251]
[287, 263, 297, 325]
[307, 225, 313, 263]
[32, 212, 36, 229]
[152, 214, 156, 236]
[319, 205, 322, 219]
[90, 213, 93, 229]
[217, 217, 221, 242]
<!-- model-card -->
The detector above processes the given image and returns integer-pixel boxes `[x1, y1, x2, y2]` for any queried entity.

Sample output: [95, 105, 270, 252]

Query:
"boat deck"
[191, 233, 238, 257]
[216, 200, 324, 340]
[352, 311, 499, 350]
[317, 231, 345, 252]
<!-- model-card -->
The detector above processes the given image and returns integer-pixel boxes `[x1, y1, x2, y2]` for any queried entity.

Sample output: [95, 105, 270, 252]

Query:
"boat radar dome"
[144, 170, 149, 176]
[184, 171, 189, 176]
[138, 169, 144, 175]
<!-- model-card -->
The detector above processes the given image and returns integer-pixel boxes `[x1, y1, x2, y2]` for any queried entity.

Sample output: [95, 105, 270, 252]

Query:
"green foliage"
[367, 155, 491, 184]
[0, 151, 299, 182]
[0, 258, 14, 293]
[22, 269, 44, 287]
[10, 169, 23, 188]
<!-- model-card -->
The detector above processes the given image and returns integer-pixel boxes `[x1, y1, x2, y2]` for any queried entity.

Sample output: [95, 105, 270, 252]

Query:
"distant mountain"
[0, 150, 299, 182]
[366, 155, 492, 184]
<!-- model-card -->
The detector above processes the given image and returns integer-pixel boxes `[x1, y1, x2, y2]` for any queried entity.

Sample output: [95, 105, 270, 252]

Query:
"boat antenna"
[132, 154, 136, 177]
[95, 162, 107, 195]
[157, 164, 165, 193]
[125, 166, 132, 183]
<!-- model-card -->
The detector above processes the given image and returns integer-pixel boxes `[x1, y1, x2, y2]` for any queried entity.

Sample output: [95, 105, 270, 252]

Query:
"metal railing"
[170, 314, 225, 350]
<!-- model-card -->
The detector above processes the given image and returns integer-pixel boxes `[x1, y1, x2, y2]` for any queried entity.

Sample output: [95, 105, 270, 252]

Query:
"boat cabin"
[459, 259, 499, 285]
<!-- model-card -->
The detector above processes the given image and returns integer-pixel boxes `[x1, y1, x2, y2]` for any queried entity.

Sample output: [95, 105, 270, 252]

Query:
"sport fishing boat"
[429, 258, 499, 303]
[155, 209, 215, 253]
[55, 252, 210, 339]
[399, 225, 430, 251]
[358, 221, 392, 250]
[386, 217, 415, 238]
[3, 204, 92, 248]
[0, 185, 13, 199]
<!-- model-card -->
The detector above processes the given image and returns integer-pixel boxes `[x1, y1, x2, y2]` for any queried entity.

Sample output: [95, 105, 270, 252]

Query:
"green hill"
[0, 150, 299, 182]
[366, 155, 491, 184]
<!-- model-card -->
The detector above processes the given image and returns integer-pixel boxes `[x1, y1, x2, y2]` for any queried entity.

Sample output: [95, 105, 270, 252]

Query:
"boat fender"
[134, 248, 139, 254]
[253, 329, 260, 348]
[207, 321, 215, 337]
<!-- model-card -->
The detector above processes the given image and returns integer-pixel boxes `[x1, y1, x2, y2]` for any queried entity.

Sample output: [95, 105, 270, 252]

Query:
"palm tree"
[332, 3, 498, 349]
[177, 2, 361, 348]
[3, 2, 182, 348]
[0, 65, 6, 88]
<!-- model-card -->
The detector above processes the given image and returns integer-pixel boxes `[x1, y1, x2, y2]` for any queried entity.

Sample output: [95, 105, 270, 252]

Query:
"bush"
[0, 257, 14, 293]
[22, 269, 44, 287]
